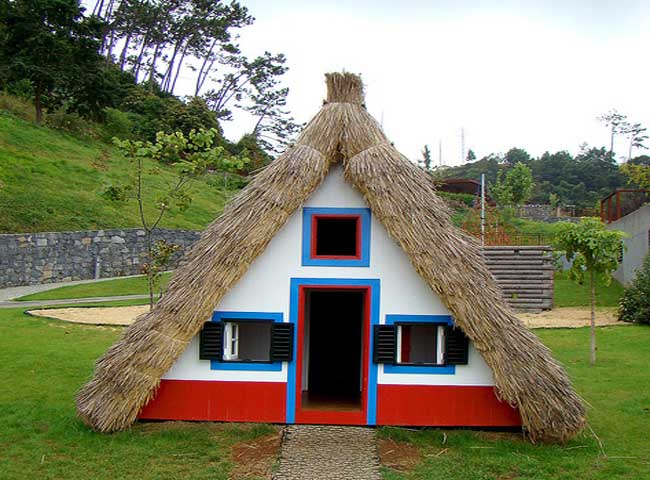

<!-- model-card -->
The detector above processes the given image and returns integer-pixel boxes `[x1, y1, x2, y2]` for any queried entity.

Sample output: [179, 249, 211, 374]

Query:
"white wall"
[608, 203, 650, 284]
[164, 166, 494, 386]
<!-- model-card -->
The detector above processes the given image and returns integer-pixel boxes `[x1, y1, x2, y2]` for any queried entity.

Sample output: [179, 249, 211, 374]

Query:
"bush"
[100, 108, 136, 142]
[45, 109, 94, 136]
[619, 254, 650, 324]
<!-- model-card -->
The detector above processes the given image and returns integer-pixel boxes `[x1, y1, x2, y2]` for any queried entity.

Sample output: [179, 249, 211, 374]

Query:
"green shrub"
[45, 109, 94, 136]
[100, 107, 136, 142]
[619, 254, 650, 324]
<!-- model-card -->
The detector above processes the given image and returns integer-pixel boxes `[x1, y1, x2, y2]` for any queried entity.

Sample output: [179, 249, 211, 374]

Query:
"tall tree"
[598, 109, 628, 158]
[623, 122, 648, 161]
[0, 0, 104, 123]
[420, 145, 432, 171]
[504, 147, 531, 166]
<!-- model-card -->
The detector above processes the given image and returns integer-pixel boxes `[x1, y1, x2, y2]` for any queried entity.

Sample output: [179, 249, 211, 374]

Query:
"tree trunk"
[119, 32, 132, 70]
[170, 44, 188, 94]
[145, 229, 155, 309]
[628, 137, 634, 162]
[590, 269, 597, 366]
[34, 82, 43, 124]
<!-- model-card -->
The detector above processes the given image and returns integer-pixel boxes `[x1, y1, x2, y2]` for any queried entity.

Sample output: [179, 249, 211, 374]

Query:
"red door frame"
[294, 285, 370, 425]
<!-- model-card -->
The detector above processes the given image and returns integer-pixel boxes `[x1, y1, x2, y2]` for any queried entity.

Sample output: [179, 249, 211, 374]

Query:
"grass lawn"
[554, 271, 625, 308]
[0, 305, 274, 480]
[1, 305, 648, 479]
[16, 272, 173, 302]
[381, 325, 650, 479]
[0, 113, 238, 233]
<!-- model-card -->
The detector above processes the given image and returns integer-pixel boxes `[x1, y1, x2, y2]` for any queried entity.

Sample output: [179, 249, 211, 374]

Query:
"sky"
[195, 0, 650, 166]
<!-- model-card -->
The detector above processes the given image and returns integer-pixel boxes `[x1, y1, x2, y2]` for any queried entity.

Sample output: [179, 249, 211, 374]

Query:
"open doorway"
[301, 289, 365, 411]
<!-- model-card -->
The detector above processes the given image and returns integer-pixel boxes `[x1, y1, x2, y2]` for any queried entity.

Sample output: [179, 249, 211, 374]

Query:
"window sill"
[210, 360, 283, 372]
[383, 364, 456, 375]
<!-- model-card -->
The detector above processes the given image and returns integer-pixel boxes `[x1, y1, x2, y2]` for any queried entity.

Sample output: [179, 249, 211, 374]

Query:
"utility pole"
[438, 139, 443, 167]
[460, 127, 466, 164]
[480, 173, 486, 245]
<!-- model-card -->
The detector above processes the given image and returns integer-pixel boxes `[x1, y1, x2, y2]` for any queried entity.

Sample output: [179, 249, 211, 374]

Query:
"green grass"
[16, 273, 173, 301]
[0, 112, 239, 233]
[0, 307, 275, 479]
[381, 325, 650, 480]
[554, 271, 625, 308]
[2, 309, 648, 479]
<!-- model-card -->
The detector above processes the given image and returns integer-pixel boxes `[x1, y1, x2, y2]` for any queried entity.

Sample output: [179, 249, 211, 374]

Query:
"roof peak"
[325, 72, 364, 105]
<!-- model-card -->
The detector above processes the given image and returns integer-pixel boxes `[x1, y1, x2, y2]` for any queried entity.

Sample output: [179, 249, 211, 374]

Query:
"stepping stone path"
[273, 425, 381, 480]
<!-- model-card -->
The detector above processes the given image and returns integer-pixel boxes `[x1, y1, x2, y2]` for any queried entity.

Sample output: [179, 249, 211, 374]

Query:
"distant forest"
[436, 147, 650, 209]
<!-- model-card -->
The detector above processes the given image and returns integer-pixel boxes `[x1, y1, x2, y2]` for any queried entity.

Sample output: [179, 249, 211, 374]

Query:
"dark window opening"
[398, 324, 439, 365]
[303, 289, 364, 410]
[222, 320, 272, 362]
[314, 216, 359, 257]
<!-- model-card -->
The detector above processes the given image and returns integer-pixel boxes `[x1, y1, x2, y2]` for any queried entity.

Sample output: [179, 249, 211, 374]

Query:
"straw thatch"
[77, 72, 585, 442]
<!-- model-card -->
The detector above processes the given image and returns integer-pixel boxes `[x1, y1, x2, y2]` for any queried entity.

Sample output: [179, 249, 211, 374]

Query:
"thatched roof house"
[77, 72, 585, 443]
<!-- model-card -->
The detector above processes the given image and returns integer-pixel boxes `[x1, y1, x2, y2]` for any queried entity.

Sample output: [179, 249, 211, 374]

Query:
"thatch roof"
[77, 72, 585, 442]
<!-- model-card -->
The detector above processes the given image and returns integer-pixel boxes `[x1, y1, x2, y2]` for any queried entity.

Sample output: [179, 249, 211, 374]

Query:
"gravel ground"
[273, 425, 381, 480]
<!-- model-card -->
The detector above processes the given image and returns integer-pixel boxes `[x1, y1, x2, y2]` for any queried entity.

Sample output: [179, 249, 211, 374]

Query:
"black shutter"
[445, 326, 469, 365]
[373, 325, 397, 364]
[271, 323, 294, 362]
[199, 321, 223, 360]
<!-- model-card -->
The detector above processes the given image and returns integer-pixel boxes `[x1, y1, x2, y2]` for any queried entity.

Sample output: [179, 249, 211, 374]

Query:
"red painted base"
[376, 385, 521, 426]
[139, 380, 286, 423]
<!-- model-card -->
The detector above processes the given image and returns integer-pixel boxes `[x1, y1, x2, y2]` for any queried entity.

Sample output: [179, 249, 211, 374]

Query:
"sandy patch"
[27, 305, 630, 329]
[518, 307, 629, 329]
[28, 305, 149, 326]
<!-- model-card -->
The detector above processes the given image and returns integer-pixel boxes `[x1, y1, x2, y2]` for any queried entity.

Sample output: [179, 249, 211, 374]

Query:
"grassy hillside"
[0, 112, 240, 233]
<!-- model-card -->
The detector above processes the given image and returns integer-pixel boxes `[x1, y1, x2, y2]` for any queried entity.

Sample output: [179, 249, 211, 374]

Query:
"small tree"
[490, 162, 534, 208]
[114, 128, 248, 307]
[554, 218, 626, 365]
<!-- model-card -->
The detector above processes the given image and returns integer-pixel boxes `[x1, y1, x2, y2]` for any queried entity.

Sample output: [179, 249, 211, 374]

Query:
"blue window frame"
[301, 207, 371, 267]
[383, 314, 456, 375]
[209, 311, 284, 371]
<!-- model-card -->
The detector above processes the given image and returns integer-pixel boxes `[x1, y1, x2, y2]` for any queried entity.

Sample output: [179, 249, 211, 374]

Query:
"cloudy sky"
[216, 0, 650, 166]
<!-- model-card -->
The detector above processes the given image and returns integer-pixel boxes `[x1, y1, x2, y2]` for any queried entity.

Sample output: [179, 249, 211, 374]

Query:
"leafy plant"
[553, 218, 626, 364]
[113, 127, 249, 306]
[140, 240, 181, 299]
[490, 162, 534, 208]
[619, 254, 650, 325]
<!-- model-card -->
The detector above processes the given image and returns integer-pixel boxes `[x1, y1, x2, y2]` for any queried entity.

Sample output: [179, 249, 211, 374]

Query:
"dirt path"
[27, 305, 630, 329]
[28, 305, 149, 326]
[518, 307, 627, 329]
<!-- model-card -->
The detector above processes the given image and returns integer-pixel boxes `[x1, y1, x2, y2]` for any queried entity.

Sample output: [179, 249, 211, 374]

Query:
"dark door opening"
[303, 289, 364, 411]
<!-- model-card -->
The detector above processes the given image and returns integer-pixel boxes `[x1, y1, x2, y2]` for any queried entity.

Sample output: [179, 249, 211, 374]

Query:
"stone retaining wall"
[0, 228, 201, 288]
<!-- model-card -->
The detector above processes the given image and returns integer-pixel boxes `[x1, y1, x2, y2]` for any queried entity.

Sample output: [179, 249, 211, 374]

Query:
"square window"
[396, 324, 442, 365]
[222, 320, 272, 362]
[313, 216, 360, 258]
[302, 208, 371, 267]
